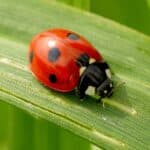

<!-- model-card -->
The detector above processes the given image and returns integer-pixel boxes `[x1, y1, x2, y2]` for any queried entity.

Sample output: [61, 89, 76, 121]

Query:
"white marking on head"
[104, 90, 107, 94]
[48, 40, 56, 47]
[89, 58, 96, 64]
[79, 66, 86, 76]
[105, 69, 112, 79]
[85, 86, 95, 95]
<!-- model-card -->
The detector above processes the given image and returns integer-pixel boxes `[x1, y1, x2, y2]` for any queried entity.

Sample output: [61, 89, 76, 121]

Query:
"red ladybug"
[29, 28, 113, 99]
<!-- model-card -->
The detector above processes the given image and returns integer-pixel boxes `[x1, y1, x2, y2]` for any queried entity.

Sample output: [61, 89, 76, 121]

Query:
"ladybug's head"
[77, 56, 113, 100]
[95, 78, 113, 98]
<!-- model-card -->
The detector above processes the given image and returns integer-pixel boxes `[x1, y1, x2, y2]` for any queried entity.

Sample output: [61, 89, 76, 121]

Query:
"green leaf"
[61, 0, 150, 36]
[90, 0, 150, 36]
[0, 0, 150, 149]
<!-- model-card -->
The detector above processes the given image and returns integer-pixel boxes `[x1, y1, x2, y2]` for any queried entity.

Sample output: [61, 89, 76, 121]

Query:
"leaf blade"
[0, 0, 150, 149]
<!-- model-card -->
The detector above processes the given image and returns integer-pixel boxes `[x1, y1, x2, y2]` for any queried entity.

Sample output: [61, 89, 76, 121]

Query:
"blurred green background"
[0, 0, 150, 150]
[58, 0, 150, 36]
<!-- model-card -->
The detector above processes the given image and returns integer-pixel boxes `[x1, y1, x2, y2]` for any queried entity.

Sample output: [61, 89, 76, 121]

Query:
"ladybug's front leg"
[77, 74, 89, 100]
[76, 53, 90, 100]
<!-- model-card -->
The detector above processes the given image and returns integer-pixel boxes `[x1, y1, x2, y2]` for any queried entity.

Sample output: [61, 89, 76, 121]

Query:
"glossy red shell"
[29, 28, 103, 92]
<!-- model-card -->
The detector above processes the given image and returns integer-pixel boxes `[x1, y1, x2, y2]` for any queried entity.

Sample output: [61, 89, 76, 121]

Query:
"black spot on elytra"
[48, 47, 60, 62]
[29, 51, 34, 63]
[67, 33, 79, 40]
[76, 53, 89, 66]
[49, 74, 57, 83]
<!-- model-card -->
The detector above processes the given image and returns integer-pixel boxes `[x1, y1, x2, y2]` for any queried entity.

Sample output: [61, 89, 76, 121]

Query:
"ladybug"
[29, 28, 113, 100]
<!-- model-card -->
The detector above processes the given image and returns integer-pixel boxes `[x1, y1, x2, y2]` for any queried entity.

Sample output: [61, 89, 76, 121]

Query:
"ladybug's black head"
[95, 78, 113, 98]
[77, 55, 113, 100]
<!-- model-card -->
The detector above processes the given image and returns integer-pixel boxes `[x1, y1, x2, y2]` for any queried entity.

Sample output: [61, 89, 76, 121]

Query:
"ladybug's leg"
[76, 54, 90, 100]
[77, 74, 89, 100]
[96, 98, 101, 103]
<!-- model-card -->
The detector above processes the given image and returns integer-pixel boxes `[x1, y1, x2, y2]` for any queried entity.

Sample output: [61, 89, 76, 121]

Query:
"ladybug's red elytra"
[29, 28, 113, 100]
